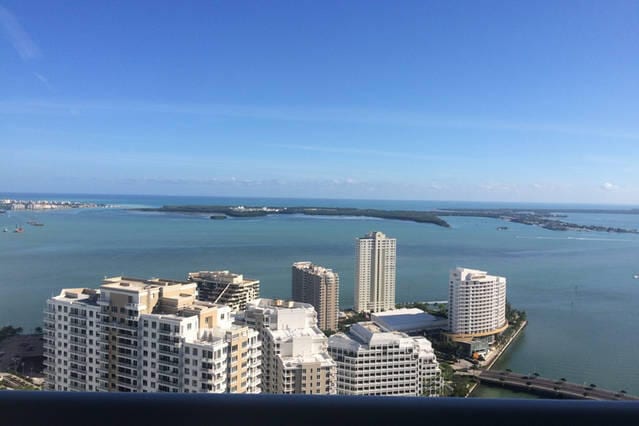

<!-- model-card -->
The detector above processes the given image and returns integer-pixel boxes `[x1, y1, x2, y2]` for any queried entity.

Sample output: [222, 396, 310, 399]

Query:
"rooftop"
[452, 267, 506, 283]
[371, 308, 448, 333]
[292, 262, 337, 276]
[280, 351, 335, 369]
[53, 288, 99, 305]
[269, 325, 325, 341]
[101, 276, 190, 292]
[248, 298, 314, 311]
[188, 271, 259, 285]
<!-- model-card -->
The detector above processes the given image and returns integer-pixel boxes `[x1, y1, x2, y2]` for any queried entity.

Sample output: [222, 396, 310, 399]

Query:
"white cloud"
[601, 182, 619, 191]
[0, 5, 41, 60]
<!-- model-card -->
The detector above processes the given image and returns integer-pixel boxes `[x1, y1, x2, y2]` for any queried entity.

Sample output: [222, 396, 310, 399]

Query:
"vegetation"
[135, 205, 639, 233]
[397, 301, 448, 318]
[439, 363, 477, 397]
[495, 302, 527, 346]
[431, 337, 465, 361]
[136, 205, 452, 227]
[0, 325, 23, 343]
[337, 311, 369, 332]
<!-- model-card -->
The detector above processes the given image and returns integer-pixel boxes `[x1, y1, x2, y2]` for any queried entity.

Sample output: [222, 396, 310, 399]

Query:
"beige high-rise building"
[43, 276, 261, 393]
[237, 298, 337, 395]
[291, 262, 339, 331]
[355, 231, 396, 313]
[188, 270, 259, 312]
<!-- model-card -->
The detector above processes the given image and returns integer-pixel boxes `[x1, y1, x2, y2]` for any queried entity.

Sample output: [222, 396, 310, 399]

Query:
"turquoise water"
[1, 194, 639, 395]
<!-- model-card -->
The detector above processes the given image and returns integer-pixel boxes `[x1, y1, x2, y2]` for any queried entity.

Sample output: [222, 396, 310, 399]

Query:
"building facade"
[291, 261, 339, 331]
[237, 298, 337, 395]
[448, 267, 507, 338]
[355, 231, 396, 313]
[188, 270, 260, 312]
[328, 322, 441, 396]
[43, 276, 261, 393]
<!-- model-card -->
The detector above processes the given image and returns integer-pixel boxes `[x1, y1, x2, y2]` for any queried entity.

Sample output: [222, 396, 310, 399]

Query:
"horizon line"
[2, 190, 639, 208]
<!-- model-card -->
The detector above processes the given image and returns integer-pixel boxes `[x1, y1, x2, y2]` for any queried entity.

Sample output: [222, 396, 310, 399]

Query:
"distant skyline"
[1, 1, 638, 203]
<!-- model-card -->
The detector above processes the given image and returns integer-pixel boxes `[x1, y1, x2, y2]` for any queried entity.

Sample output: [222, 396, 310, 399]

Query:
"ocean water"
[1, 193, 639, 395]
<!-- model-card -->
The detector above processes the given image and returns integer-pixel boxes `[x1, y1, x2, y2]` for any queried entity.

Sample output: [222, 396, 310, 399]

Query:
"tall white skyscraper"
[448, 267, 507, 338]
[354, 231, 396, 313]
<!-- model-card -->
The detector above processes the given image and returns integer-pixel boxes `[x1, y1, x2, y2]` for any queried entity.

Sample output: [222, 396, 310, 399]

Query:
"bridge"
[477, 370, 639, 401]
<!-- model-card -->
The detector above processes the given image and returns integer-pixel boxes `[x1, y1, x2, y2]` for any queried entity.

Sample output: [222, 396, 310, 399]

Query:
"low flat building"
[328, 322, 441, 397]
[188, 270, 260, 312]
[371, 308, 448, 334]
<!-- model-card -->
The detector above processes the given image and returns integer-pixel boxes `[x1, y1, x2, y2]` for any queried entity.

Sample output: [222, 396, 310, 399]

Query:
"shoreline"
[133, 205, 639, 234]
[466, 320, 528, 397]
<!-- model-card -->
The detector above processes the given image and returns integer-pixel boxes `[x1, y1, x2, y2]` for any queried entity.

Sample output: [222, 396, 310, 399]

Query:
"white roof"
[371, 308, 447, 332]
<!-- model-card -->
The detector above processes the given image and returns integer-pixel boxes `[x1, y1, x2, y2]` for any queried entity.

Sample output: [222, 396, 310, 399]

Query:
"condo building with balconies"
[237, 298, 337, 395]
[355, 231, 396, 313]
[43, 276, 261, 394]
[188, 270, 260, 312]
[291, 261, 339, 331]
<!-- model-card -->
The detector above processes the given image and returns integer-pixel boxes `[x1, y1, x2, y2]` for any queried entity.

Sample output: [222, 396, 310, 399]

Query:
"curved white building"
[448, 267, 507, 338]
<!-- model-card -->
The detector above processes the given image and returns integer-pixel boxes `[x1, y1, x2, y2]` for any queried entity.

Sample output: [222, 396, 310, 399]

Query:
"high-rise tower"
[448, 267, 507, 338]
[292, 262, 339, 331]
[354, 231, 396, 313]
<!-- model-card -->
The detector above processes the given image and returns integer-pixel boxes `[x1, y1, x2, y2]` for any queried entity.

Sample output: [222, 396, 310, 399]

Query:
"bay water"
[1, 193, 638, 395]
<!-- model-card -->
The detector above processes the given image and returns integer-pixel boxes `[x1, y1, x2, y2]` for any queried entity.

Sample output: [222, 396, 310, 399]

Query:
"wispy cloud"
[269, 143, 455, 162]
[0, 5, 41, 60]
[32, 72, 51, 89]
[1, 99, 638, 141]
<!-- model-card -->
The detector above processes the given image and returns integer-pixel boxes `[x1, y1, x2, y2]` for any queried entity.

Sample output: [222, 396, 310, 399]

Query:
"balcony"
[116, 340, 139, 350]
[158, 347, 180, 356]
[126, 302, 146, 310]
[69, 311, 87, 320]
[157, 358, 180, 368]
[69, 347, 87, 356]
[69, 328, 88, 338]
[116, 370, 139, 380]
[108, 322, 138, 332]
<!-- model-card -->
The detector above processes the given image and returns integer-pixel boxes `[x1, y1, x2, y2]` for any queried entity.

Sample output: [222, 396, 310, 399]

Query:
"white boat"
[634, 274, 639, 280]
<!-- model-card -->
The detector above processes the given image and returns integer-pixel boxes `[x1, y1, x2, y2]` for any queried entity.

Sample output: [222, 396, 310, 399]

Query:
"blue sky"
[1, 1, 638, 203]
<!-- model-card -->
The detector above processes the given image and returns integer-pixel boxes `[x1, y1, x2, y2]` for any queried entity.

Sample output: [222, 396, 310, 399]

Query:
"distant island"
[133, 205, 639, 234]
[134, 205, 451, 227]
[436, 208, 639, 233]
